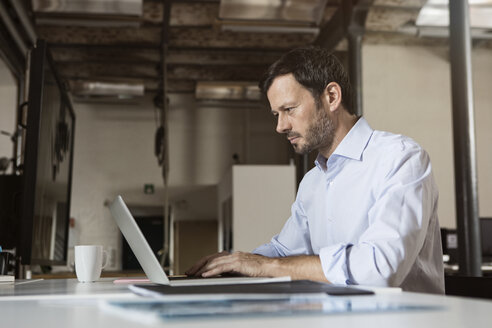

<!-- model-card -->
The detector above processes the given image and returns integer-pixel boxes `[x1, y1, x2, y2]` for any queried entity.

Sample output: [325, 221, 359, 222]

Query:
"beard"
[289, 106, 336, 155]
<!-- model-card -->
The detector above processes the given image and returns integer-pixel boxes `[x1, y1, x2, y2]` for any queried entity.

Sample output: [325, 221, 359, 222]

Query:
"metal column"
[449, 0, 481, 276]
[348, 1, 372, 117]
[348, 33, 363, 116]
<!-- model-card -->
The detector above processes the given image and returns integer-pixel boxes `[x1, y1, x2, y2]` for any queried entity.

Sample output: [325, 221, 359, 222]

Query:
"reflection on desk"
[102, 297, 441, 322]
[1, 278, 492, 328]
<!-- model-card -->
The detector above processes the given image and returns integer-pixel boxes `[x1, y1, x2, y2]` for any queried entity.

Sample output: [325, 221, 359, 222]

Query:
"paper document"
[102, 297, 442, 321]
[168, 275, 291, 287]
[128, 280, 374, 302]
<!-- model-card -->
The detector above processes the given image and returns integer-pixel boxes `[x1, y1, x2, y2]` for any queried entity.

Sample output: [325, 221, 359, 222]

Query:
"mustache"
[287, 132, 301, 139]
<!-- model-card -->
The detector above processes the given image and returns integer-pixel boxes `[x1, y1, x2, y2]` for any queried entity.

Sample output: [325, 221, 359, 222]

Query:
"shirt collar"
[333, 116, 373, 161]
[315, 116, 373, 168]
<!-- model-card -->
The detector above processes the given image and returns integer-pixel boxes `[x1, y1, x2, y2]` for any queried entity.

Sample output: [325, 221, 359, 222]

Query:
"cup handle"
[102, 250, 109, 270]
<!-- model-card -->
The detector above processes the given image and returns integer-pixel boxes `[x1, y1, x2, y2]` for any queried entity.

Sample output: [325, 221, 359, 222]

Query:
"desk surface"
[1, 278, 492, 328]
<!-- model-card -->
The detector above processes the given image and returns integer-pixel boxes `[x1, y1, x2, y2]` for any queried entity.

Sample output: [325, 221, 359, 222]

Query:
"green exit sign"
[144, 184, 155, 194]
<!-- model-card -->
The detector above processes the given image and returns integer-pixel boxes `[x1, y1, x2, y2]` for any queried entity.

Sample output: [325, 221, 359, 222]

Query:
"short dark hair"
[259, 46, 354, 115]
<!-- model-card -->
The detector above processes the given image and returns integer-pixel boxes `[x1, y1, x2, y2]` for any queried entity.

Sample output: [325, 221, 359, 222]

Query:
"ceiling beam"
[37, 25, 317, 48]
[57, 62, 160, 79]
[166, 49, 283, 65]
[50, 47, 160, 63]
[57, 62, 268, 81]
[168, 27, 316, 49]
[50, 47, 285, 65]
[37, 26, 161, 45]
[167, 64, 268, 80]
[314, 2, 351, 51]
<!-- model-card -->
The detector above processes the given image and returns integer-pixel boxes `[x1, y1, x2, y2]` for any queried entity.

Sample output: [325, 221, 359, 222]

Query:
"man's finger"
[185, 252, 221, 275]
[195, 254, 236, 277]
[185, 257, 209, 275]
[188, 252, 231, 276]
[202, 263, 236, 278]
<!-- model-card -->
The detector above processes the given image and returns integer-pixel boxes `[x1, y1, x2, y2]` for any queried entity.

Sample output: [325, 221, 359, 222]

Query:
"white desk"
[1, 278, 492, 328]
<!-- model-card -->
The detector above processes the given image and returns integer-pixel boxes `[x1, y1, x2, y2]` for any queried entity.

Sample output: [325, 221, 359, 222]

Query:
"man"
[186, 46, 444, 294]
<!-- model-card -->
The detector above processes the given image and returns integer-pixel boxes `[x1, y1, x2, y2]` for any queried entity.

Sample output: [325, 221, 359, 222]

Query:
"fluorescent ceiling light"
[70, 80, 144, 97]
[34, 18, 140, 27]
[32, 0, 142, 16]
[219, 0, 328, 25]
[218, 0, 325, 35]
[196, 82, 260, 101]
[221, 23, 319, 35]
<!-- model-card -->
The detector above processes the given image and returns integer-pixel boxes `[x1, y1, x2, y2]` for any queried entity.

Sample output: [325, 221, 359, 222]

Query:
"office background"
[0, 2, 491, 272]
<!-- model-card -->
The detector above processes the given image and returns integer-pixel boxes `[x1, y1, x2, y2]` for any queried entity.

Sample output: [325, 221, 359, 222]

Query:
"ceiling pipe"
[8, 0, 37, 45]
[0, 1, 28, 56]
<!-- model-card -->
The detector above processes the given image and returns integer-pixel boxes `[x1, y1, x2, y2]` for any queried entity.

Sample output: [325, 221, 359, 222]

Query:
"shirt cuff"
[319, 243, 353, 285]
[252, 243, 281, 257]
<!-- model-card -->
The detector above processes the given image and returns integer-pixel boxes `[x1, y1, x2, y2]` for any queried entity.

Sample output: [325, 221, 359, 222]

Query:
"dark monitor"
[481, 218, 492, 261]
[19, 40, 75, 265]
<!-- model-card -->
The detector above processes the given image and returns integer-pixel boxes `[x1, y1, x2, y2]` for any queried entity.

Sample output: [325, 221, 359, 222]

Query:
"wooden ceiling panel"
[57, 61, 268, 82]
[372, 0, 425, 8]
[142, 1, 219, 26]
[168, 27, 315, 49]
[37, 25, 316, 49]
[58, 61, 160, 79]
[34, 0, 470, 98]
[51, 47, 160, 63]
[166, 49, 283, 65]
[50, 46, 283, 66]
[167, 64, 268, 81]
[166, 79, 196, 93]
[37, 26, 161, 45]
[142, 1, 163, 25]
[170, 2, 219, 26]
[365, 6, 420, 32]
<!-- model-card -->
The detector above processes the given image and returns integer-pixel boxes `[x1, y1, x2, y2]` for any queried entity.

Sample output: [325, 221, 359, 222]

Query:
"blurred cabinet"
[172, 220, 217, 275]
[218, 165, 296, 252]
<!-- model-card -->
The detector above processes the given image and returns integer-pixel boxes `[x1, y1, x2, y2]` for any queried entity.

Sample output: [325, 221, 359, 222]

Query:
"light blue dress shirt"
[253, 117, 445, 294]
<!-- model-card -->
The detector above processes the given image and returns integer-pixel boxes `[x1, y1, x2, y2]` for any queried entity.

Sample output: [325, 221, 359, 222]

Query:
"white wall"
[231, 165, 296, 252]
[167, 95, 289, 187]
[363, 44, 492, 228]
[0, 61, 17, 169]
[69, 97, 164, 270]
[68, 94, 289, 270]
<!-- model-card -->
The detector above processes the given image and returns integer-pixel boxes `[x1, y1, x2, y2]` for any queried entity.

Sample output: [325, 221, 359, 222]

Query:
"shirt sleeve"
[319, 144, 438, 286]
[253, 191, 314, 257]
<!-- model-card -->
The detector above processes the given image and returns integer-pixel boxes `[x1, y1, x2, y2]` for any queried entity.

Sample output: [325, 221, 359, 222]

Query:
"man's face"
[267, 74, 335, 155]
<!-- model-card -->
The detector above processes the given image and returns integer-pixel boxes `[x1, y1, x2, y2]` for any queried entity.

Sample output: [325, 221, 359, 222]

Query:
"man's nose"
[276, 114, 291, 134]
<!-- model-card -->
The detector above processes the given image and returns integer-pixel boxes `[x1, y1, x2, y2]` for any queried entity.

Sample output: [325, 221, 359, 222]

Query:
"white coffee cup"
[74, 245, 108, 283]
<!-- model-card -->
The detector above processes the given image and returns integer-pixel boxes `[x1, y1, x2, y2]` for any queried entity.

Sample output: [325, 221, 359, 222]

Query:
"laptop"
[109, 195, 290, 286]
[110, 195, 373, 298]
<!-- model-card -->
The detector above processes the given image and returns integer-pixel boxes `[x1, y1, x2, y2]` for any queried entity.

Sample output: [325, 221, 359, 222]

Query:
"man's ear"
[323, 82, 342, 113]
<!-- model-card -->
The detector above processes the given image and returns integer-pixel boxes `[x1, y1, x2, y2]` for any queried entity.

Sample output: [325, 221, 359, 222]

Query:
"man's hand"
[197, 252, 271, 278]
[185, 251, 230, 277]
[186, 251, 330, 283]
